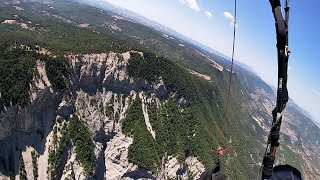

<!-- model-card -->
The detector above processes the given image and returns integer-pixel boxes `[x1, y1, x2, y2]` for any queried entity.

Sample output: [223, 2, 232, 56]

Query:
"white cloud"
[204, 11, 213, 18]
[224, 11, 238, 28]
[178, 0, 201, 12]
[224, 12, 234, 20]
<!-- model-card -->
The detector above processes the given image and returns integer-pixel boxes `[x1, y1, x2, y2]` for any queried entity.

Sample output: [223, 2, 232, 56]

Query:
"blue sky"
[103, 0, 320, 123]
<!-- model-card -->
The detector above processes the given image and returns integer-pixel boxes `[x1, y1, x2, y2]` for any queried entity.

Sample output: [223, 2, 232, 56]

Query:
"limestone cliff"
[0, 51, 205, 180]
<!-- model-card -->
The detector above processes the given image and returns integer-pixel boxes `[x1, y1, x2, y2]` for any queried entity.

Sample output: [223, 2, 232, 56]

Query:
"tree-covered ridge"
[0, 6, 139, 56]
[149, 98, 198, 160]
[127, 52, 220, 105]
[125, 52, 262, 179]
[122, 98, 160, 171]
[68, 114, 96, 175]
[48, 117, 70, 179]
[48, 115, 96, 178]
[45, 56, 69, 92]
[125, 51, 225, 173]
[121, 91, 252, 179]
[0, 46, 37, 109]
[122, 95, 198, 172]
[0, 43, 71, 110]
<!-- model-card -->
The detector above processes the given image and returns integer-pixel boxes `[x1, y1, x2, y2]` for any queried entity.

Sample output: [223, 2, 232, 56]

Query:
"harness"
[261, 0, 291, 179]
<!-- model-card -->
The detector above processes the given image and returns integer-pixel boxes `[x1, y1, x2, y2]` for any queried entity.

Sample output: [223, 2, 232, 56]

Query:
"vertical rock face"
[0, 58, 61, 178]
[73, 89, 135, 179]
[0, 60, 59, 139]
[185, 156, 206, 179]
[140, 92, 156, 139]
[0, 51, 205, 179]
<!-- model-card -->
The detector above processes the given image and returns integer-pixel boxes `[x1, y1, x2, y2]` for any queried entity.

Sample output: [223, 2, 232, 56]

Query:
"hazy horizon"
[97, 0, 320, 124]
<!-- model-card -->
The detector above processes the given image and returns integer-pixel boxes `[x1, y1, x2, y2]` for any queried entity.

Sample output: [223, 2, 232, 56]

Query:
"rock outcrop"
[0, 51, 205, 179]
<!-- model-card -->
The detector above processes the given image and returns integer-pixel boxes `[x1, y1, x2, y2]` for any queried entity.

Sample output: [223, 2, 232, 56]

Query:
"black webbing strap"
[261, 0, 290, 179]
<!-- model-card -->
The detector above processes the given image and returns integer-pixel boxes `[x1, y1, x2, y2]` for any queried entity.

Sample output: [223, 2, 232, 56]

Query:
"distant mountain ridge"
[89, 0, 319, 124]
[77, 1, 260, 78]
